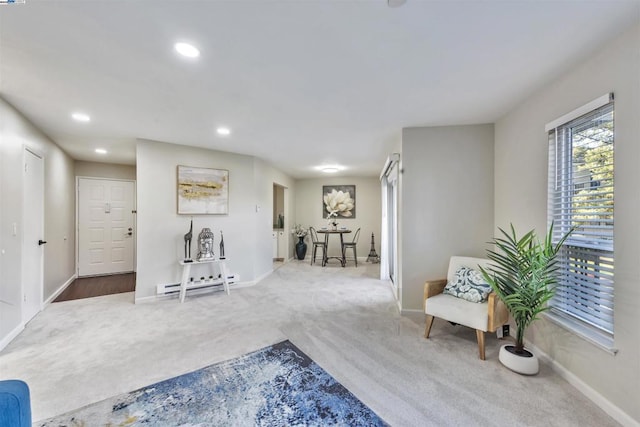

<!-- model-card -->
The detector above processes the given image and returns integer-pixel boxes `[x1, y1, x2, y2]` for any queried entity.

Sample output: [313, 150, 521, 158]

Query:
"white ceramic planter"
[498, 344, 539, 375]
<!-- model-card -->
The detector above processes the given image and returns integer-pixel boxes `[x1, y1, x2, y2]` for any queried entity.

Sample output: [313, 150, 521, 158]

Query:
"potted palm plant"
[479, 223, 572, 375]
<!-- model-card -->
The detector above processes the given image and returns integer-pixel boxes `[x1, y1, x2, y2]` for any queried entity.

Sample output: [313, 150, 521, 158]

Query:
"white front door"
[78, 178, 135, 277]
[22, 149, 44, 323]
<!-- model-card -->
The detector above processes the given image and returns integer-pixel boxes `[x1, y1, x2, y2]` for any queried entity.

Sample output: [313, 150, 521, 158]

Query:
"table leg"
[219, 261, 230, 295]
[179, 263, 191, 303]
[323, 234, 329, 266]
[339, 233, 346, 267]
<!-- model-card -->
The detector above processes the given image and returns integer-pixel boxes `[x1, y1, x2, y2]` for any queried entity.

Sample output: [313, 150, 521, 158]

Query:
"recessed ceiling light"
[216, 127, 231, 136]
[322, 167, 339, 173]
[174, 42, 200, 58]
[95, 148, 107, 154]
[387, 0, 407, 7]
[71, 112, 90, 122]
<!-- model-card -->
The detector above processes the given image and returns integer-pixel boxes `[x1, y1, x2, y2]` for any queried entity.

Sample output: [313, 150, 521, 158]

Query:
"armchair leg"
[476, 330, 485, 360]
[424, 315, 435, 338]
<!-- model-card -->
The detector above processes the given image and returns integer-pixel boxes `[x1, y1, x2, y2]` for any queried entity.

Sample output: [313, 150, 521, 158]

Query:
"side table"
[179, 259, 230, 303]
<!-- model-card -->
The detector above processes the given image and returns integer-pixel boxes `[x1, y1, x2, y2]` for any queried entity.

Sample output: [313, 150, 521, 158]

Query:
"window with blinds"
[547, 97, 614, 345]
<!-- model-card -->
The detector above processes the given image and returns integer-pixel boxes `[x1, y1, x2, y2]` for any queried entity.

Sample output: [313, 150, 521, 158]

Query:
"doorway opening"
[74, 177, 136, 300]
[273, 183, 288, 269]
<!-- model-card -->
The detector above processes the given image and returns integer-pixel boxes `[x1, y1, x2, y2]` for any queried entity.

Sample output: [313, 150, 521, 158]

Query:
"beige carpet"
[0, 261, 618, 426]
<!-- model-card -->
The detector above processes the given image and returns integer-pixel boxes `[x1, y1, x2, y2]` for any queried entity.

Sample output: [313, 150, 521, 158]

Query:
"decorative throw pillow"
[443, 266, 492, 303]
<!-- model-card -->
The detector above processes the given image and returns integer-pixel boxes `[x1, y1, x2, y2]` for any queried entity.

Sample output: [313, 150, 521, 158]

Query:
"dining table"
[316, 228, 352, 267]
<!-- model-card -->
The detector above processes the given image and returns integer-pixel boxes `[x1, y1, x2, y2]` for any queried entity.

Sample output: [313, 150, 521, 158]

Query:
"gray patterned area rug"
[39, 340, 387, 426]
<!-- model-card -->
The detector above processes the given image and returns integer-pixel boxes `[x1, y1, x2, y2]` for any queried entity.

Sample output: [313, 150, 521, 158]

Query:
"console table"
[179, 259, 230, 303]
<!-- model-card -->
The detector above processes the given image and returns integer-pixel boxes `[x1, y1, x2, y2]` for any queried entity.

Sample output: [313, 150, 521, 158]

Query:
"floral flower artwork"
[322, 185, 356, 219]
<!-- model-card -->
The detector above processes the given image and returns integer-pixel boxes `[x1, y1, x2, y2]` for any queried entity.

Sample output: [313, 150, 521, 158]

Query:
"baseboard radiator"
[156, 274, 239, 296]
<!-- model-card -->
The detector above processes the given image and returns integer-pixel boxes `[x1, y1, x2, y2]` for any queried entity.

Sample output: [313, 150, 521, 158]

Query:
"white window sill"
[542, 311, 617, 356]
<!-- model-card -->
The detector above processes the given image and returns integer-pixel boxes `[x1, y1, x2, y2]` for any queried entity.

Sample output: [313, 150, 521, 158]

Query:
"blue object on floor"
[0, 379, 32, 427]
[40, 341, 387, 426]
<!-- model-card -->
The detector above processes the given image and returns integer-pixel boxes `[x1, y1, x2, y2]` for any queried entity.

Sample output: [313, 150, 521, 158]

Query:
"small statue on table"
[197, 228, 215, 261]
[183, 219, 193, 263]
[219, 231, 226, 259]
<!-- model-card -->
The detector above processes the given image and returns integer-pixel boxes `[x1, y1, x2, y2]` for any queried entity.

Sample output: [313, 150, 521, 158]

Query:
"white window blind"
[547, 98, 614, 340]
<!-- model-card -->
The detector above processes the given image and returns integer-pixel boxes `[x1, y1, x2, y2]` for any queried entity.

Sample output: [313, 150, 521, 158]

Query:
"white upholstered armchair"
[423, 256, 509, 360]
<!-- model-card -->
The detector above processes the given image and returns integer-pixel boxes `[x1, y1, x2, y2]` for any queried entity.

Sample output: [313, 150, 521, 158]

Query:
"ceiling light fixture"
[216, 127, 231, 136]
[71, 112, 90, 122]
[322, 167, 339, 173]
[174, 42, 200, 58]
[95, 148, 107, 154]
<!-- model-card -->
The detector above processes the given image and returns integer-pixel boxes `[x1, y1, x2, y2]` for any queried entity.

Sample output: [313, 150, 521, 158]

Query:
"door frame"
[75, 176, 137, 277]
[22, 146, 44, 323]
[380, 153, 400, 308]
[272, 182, 289, 261]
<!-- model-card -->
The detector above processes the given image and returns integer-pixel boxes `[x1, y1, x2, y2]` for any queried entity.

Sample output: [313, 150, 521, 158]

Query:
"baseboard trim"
[400, 308, 423, 315]
[253, 270, 272, 284]
[0, 322, 25, 352]
[134, 294, 159, 304]
[230, 280, 258, 289]
[526, 341, 639, 427]
[44, 273, 77, 305]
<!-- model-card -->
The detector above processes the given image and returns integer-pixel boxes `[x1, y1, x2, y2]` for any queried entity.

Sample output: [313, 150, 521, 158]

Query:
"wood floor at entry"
[54, 273, 135, 302]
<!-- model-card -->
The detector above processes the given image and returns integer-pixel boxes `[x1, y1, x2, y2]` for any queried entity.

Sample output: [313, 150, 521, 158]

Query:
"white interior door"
[22, 149, 44, 323]
[78, 178, 135, 277]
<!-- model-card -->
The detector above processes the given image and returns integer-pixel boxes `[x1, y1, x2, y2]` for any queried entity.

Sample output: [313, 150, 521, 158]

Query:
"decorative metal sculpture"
[197, 227, 215, 261]
[183, 219, 193, 262]
[366, 232, 380, 263]
[219, 231, 226, 259]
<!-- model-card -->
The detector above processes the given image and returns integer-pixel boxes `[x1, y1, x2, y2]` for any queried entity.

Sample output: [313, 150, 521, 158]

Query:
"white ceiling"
[1, 1, 638, 178]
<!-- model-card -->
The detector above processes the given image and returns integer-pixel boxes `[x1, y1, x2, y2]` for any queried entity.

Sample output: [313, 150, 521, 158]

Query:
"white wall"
[135, 140, 294, 301]
[0, 97, 75, 349]
[400, 124, 494, 311]
[295, 177, 381, 262]
[44, 148, 75, 300]
[75, 160, 136, 180]
[494, 24, 639, 424]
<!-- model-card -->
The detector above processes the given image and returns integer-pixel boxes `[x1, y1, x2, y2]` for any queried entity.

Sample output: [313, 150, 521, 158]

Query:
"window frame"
[545, 94, 616, 353]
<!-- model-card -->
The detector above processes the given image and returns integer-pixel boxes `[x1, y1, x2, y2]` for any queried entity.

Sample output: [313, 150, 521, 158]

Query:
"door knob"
[127, 232, 133, 236]
[38, 240, 47, 245]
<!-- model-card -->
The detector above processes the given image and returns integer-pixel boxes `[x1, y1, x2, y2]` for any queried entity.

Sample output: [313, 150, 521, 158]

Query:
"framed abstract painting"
[177, 165, 229, 215]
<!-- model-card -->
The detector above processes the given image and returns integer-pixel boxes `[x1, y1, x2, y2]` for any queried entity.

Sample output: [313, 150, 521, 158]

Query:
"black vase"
[295, 236, 307, 260]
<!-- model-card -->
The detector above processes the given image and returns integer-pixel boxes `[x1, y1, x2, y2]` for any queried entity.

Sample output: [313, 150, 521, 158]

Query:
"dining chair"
[309, 227, 327, 266]
[341, 228, 360, 267]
